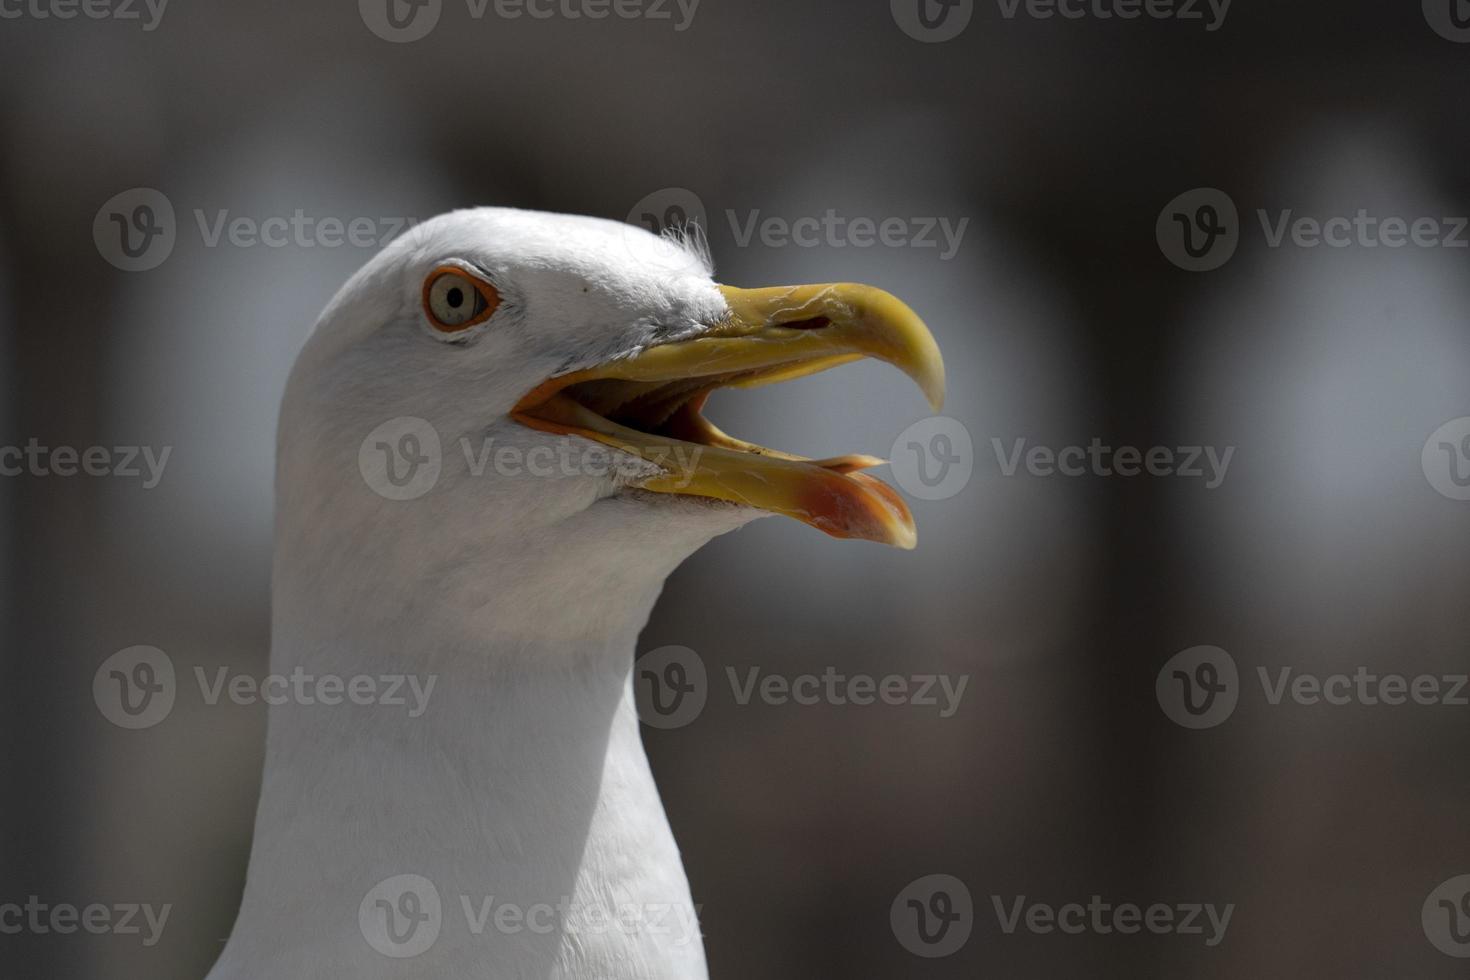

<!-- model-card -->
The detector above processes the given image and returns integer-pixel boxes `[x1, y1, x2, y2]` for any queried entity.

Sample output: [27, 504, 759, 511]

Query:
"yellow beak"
[512, 283, 946, 549]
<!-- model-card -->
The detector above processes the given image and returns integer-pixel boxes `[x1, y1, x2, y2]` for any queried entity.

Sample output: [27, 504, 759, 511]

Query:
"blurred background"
[3, 0, 1470, 976]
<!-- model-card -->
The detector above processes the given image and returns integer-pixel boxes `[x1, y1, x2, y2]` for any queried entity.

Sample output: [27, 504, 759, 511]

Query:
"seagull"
[205, 207, 944, 980]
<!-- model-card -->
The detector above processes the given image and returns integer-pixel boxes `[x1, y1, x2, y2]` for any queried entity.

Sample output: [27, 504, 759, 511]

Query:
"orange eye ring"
[422, 266, 502, 334]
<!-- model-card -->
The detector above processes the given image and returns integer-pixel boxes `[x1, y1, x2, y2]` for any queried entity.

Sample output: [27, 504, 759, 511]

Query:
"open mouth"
[512, 283, 945, 549]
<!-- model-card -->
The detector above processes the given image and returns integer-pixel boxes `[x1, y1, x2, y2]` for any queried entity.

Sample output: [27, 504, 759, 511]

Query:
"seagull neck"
[255, 545, 670, 861]
[215, 517, 711, 977]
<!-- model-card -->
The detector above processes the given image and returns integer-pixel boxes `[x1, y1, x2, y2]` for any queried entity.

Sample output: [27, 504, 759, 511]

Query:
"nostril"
[780, 316, 831, 331]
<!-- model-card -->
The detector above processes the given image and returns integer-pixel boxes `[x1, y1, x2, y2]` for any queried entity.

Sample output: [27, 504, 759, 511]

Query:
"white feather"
[206, 208, 762, 980]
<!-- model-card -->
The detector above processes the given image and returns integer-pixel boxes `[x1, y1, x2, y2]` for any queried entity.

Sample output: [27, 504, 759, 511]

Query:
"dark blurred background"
[3, 0, 1470, 976]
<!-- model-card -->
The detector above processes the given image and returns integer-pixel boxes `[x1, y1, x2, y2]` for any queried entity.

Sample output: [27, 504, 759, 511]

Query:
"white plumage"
[207, 207, 942, 979]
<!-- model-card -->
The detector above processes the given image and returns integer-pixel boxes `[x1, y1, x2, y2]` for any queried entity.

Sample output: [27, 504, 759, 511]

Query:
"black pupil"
[446, 287, 464, 308]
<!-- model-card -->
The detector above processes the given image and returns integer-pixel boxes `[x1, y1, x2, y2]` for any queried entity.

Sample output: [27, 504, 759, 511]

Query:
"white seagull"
[205, 207, 945, 980]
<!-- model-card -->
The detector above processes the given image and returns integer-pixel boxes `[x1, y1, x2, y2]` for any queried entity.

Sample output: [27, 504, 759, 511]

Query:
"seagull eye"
[423, 267, 501, 334]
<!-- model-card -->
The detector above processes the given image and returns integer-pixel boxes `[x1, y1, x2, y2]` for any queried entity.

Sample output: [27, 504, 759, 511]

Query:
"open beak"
[511, 283, 945, 549]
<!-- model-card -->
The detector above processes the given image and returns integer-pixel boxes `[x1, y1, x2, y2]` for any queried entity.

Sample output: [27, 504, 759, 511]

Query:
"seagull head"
[279, 207, 944, 592]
